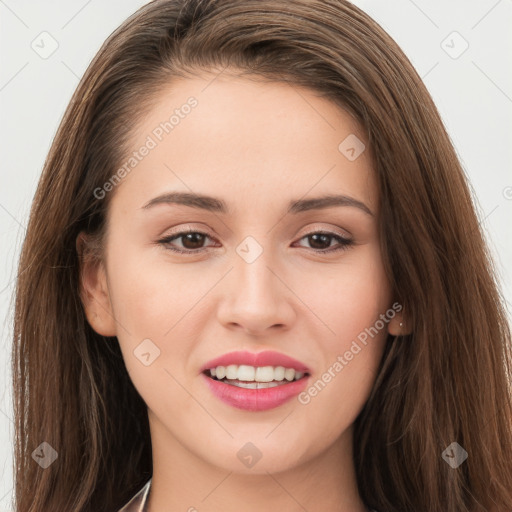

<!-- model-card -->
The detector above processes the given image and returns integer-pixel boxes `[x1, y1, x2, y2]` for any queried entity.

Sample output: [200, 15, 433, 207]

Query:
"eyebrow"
[141, 191, 373, 217]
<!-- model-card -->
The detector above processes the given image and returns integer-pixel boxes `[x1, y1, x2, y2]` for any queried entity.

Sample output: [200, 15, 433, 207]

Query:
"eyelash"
[156, 228, 354, 255]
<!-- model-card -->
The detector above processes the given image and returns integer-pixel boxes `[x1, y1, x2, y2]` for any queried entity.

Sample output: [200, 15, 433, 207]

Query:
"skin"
[78, 71, 406, 512]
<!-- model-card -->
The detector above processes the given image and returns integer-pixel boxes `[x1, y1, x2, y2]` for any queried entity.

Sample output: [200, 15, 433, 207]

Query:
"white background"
[1, 0, 511, 508]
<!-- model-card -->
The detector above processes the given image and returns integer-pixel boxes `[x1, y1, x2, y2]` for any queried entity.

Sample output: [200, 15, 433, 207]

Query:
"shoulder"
[117, 479, 152, 512]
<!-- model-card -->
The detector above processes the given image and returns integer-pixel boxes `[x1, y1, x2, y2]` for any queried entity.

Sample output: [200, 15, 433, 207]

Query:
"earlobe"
[76, 232, 117, 337]
[387, 312, 410, 337]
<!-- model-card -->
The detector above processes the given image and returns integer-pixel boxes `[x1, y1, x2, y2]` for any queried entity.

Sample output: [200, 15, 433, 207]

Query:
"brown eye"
[295, 231, 353, 253]
[177, 232, 207, 250]
[157, 229, 217, 254]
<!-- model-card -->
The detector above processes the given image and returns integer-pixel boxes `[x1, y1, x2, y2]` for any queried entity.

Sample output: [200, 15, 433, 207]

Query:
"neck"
[145, 412, 368, 512]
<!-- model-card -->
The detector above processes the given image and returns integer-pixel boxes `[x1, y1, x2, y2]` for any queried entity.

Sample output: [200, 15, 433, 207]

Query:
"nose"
[216, 250, 296, 336]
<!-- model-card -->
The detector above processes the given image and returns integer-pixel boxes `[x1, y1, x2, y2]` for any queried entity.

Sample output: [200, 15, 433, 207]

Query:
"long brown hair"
[12, 0, 512, 510]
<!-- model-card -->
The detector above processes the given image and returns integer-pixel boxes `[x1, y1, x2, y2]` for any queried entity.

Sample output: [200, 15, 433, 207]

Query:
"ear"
[387, 307, 411, 337]
[76, 231, 117, 337]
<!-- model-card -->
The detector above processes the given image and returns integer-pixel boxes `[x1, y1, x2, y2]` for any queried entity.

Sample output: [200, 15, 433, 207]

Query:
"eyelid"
[298, 223, 352, 240]
[159, 224, 217, 241]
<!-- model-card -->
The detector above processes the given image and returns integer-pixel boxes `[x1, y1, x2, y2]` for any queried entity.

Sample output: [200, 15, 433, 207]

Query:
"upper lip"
[201, 350, 310, 374]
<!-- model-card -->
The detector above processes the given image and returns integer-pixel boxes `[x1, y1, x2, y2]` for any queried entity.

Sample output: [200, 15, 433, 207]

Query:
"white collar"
[118, 478, 151, 512]
[120, 479, 380, 512]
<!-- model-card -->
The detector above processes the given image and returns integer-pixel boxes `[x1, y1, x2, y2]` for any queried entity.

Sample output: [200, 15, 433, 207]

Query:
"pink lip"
[200, 350, 310, 373]
[201, 373, 310, 412]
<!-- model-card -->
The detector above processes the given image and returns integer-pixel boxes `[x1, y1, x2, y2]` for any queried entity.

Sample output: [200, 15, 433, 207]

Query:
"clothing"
[117, 478, 380, 512]
[118, 479, 151, 512]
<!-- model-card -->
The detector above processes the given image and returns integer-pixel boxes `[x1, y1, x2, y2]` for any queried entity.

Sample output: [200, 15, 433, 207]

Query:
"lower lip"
[201, 373, 309, 412]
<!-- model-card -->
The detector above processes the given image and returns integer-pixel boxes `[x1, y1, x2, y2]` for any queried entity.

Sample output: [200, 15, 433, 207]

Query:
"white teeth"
[208, 364, 306, 382]
[273, 366, 285, 380]
[226, 364, 238, 379]
[284, 368, 296, 381]
[237, 365, 255, 381]
[255, 366, 275, 382]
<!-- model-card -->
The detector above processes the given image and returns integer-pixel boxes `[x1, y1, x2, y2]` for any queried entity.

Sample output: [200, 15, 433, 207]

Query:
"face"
[79, 71, 403, 476]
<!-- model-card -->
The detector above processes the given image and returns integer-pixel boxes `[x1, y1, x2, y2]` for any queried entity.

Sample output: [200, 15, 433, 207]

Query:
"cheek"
[106, 240, 196, 335]
[104, 240, 215, 377]
[292, 245, 389, 417]
[104, 249, 197, 405]
[295, 247, 390, 436]
[296, 245, 391, 351]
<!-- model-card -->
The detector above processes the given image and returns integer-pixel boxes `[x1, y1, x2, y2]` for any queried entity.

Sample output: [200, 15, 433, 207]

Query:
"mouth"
[200, 351, 311, 411]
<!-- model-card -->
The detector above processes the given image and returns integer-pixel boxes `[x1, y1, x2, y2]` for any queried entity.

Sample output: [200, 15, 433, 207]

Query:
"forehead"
[109, 72, 378, 217]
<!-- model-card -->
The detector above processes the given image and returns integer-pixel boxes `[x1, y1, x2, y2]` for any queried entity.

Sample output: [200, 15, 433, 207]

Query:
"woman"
[12, 0, 512, 511]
